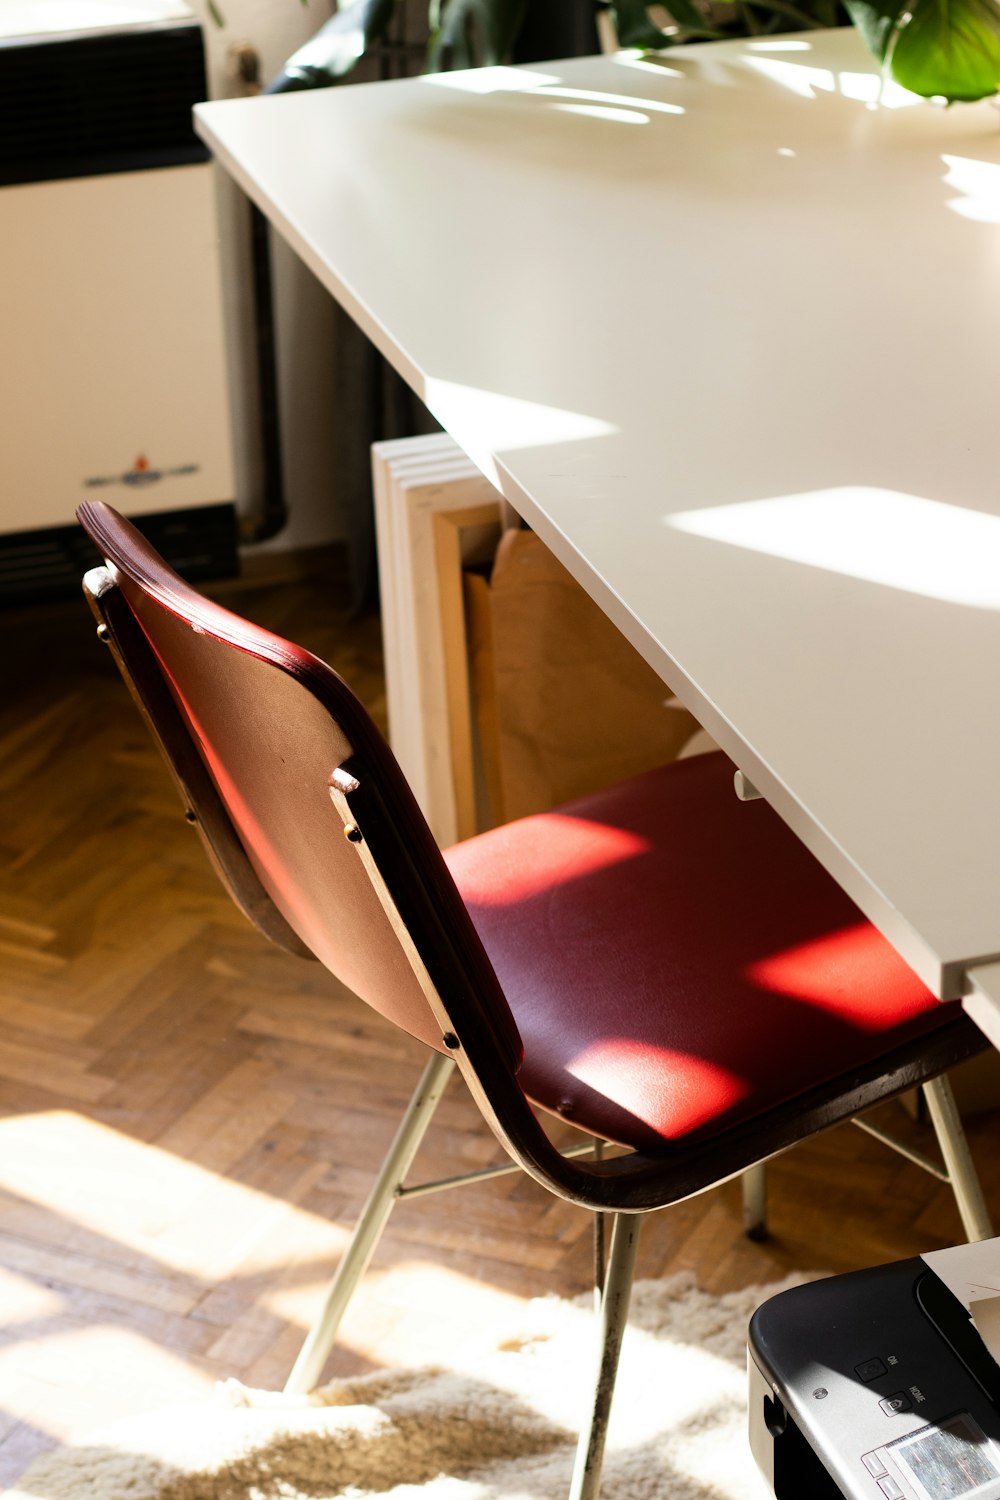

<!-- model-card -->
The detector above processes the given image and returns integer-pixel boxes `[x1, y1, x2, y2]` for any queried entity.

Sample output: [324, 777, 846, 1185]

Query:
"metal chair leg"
[922, 1074, 994, 1243]
[568, 1212, 642, 1500]
[593, 1137, 606, 1307]
[742, 1162, 768, 1241]
[284, 1050, 456, 1394]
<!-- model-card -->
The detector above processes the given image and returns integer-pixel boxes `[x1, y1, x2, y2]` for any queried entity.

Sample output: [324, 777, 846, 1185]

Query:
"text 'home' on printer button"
[880, 1393, 912, 1416]
[856, 1358, 888, 1382]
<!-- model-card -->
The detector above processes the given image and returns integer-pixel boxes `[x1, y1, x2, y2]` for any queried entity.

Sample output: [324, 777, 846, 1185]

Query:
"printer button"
[877, 1479, 905, 1499]
[862, 1452, 888, 1478]
[880, 1393, 913, 1416]
[856, 1358, 888, 1381]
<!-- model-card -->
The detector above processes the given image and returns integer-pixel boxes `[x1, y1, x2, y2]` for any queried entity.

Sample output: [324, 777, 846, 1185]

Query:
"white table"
[195, 30, 1000, 1034]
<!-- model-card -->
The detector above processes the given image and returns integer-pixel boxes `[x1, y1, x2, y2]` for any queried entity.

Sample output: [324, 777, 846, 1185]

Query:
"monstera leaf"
[846, 0, 1000, 99]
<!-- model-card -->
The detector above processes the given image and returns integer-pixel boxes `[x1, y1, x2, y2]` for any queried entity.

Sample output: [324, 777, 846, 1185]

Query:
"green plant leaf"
[264, 0, 397, 91]
[843, 0, 907, 59]
[893, 0, 1000, 98]
[846, 0, 1000, 98]
[427, 0, 527, 68]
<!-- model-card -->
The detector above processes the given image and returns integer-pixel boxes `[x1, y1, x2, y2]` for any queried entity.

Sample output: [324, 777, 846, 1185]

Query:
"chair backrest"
[77, 500, 522, 1072]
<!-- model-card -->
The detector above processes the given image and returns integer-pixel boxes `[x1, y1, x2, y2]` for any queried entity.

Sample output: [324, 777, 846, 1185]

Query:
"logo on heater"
[84, 454, 200, 489]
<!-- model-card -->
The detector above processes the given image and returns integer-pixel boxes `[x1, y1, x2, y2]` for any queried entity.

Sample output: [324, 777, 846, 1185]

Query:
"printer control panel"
[749, 1258, 1000, 1500]
[861, 1410, 1000, 1498]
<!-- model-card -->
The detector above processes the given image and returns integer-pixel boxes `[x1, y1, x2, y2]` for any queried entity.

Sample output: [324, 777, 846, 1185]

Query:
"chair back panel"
[79, 500, 521, 1064]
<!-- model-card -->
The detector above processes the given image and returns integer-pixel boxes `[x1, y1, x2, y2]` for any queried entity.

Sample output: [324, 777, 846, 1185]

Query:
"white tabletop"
[195, 31, 1000, 1004]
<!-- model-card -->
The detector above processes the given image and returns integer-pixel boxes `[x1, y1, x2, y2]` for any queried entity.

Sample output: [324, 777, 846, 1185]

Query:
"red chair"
[78, 499, 992, 1500]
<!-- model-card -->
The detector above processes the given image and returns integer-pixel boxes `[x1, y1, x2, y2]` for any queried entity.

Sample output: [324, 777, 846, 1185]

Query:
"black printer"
[749, 1257, 1000, 1500]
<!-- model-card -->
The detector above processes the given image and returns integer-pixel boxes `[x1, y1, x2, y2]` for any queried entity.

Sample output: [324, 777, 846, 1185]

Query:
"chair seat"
[444, 751, 949, 1153]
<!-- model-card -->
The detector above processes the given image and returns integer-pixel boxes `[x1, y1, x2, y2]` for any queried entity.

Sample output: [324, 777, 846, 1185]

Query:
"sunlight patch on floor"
[266, 1260, 533, 1375]
[0, 1111, 348, 1281]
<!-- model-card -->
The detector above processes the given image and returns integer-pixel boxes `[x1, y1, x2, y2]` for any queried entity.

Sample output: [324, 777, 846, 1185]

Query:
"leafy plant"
[265, 0, 1000, 100]
[845, 0, 1000, 100]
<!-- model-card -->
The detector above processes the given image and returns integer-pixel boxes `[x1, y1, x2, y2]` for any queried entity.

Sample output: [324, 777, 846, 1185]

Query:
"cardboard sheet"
[466, 528, 703, 824]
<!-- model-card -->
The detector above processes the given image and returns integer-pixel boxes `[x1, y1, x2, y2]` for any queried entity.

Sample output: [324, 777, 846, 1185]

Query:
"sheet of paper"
[922, 1239, 1000, 1365]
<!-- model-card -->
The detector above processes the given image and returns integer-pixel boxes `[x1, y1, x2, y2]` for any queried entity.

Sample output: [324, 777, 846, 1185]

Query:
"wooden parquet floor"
[1, 544, 999, 1488]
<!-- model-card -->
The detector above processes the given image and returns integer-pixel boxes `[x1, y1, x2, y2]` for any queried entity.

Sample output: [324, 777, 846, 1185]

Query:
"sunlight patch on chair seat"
[567, 1040, 748, 1138]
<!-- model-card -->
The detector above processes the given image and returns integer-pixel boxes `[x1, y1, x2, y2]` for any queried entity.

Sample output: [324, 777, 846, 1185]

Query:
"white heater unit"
[0, 0, 237, 601]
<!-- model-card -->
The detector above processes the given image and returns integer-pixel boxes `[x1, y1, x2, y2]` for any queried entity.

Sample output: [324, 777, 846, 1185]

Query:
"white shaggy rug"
[10, 1272, 813, 1500]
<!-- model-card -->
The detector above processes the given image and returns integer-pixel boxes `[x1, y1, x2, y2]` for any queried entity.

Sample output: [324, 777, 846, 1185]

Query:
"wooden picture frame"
[371, 435, 502, 846]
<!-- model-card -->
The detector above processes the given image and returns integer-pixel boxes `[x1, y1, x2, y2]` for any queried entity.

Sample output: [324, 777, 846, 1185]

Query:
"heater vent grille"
[0, 505, 238, 607]
[0, 22, 209, 186]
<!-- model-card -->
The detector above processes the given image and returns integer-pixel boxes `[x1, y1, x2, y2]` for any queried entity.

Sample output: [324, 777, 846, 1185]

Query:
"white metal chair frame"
[285, 1055, 991, 1413]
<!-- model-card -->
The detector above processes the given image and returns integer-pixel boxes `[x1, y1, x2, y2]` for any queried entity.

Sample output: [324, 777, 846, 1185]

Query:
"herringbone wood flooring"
[1, 545, 998, 1487]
